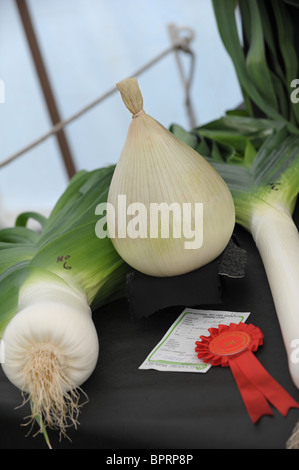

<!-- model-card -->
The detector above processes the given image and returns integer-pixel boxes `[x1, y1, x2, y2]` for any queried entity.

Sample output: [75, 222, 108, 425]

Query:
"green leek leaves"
[171, 117, 299, 227]
[212, 0, 299, 133]
[0, 166, 129, 337]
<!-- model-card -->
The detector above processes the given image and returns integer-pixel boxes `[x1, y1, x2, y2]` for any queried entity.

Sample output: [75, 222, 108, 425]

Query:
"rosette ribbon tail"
[229, 351, 299, 423]
[195, 323, 299, 423]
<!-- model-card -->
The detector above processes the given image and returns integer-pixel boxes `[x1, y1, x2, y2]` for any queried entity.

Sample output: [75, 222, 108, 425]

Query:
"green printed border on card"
[147, 311, 205, 368]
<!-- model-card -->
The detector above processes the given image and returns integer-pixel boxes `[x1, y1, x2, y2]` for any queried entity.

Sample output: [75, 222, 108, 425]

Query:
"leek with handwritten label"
[171, 0, 299, 447]
[0, 166, 128, 445]
[172, 117, 299, 387]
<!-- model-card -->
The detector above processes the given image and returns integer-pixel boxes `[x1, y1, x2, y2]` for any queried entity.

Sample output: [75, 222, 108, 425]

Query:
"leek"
[208, 1, 299, 447]
[205, 0, 299, 387]
[0, 165, 129, 443]
[171, 115, 299, 445]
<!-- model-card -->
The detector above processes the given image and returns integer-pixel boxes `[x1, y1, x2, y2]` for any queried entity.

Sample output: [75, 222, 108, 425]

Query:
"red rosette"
[195, 322, 299, 423]
[195, 322, 263, 367]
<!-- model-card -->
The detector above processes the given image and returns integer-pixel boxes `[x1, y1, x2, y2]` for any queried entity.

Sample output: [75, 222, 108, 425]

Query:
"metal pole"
[15, 0, 76, 179]
[168, 23, 197, 129]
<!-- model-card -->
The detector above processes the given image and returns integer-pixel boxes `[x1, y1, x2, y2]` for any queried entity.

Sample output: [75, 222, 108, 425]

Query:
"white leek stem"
[251, 204, 299, 388]
[1, 279, 99, 435]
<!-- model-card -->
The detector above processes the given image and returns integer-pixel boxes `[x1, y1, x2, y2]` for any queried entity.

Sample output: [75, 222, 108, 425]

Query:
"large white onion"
[107, 78, 235, 276]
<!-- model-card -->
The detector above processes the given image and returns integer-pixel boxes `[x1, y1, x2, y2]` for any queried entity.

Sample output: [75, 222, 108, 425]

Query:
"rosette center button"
[209, 330, 251, 356]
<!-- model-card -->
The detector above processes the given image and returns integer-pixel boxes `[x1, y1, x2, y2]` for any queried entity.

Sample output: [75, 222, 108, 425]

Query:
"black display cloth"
[126, 235, 247, 320]
[0, 202, 298, 450]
